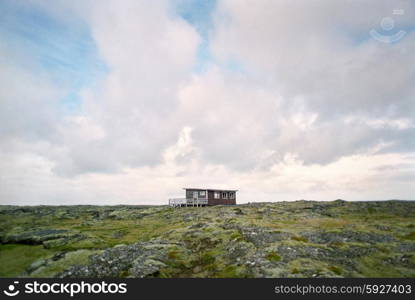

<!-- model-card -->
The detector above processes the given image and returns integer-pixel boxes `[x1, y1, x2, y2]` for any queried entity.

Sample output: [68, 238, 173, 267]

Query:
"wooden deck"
[168, 198, 208, 207]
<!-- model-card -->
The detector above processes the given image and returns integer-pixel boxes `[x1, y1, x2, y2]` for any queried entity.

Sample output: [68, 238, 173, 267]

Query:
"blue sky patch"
[0, 0, 107, 113]
[175, 0, 217, 72]
[175, 0, 246, 73]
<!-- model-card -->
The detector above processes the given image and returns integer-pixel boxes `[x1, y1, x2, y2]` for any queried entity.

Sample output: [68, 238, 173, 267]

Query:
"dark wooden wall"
[207, 190, 236, 205]
[185, 189, 236, 205]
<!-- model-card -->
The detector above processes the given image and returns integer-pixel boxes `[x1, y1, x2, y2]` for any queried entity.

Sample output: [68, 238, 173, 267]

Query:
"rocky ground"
[0, 200, 414, 278]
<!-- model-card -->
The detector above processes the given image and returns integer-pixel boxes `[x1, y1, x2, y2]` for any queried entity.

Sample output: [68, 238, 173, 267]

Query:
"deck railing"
[168, 198, 208, 207]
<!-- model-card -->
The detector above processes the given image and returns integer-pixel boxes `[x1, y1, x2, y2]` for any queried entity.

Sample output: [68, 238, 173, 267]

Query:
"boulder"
[59, 240, 177, 278]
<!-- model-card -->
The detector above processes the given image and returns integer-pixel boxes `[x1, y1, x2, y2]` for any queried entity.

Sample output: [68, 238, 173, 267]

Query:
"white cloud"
[208, 0, 415, 164]
[1, 0, 414, 204]
[211, 0, 415, 117]
[45, 0, 201, 176]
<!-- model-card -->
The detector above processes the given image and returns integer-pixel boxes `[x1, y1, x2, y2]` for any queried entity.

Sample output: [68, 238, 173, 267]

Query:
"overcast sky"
[1, 0, 414, 205]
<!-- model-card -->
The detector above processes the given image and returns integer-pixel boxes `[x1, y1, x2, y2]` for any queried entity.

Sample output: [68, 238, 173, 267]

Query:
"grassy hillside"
[0, 200, 414, 278]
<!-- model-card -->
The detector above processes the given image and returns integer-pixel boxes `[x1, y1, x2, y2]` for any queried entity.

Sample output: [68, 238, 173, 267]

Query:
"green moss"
[328, 265, 342, 275]
[0, 244, 56, 277]
[266, 251, 281, 262]
[328, 241, 345, 248]
[374, 244, 391, 253]
[162, 250, 194, 277]
[215, 265, 248, 278]
[119, 270, 131, 278]
[205, 263, 218, 272]
[229, 231, 244, 241]
[200, 252, 216, 265]
[287, 258, 330, 277]
[356, 253, 415, 278]
[291, 236, 308, 243]
[402, 231, 415, 240]
[30, 249, 101, 277]
[167, 249, 181, 260]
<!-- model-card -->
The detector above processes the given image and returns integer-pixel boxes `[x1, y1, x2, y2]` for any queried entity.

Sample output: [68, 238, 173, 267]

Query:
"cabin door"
[193, 191, 198, 200]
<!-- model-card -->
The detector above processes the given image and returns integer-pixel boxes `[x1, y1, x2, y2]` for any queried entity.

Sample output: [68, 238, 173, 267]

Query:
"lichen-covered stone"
[300, 231, 395, 244]
[58, 241, 176, 278]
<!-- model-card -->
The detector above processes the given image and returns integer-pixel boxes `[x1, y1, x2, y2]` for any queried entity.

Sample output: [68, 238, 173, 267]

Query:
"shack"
[168, 188, 237, 207]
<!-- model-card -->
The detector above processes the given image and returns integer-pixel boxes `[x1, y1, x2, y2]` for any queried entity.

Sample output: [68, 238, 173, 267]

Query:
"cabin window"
[222, 192, 228, 199]
[229, 192, 235, 199]
[214, 192, 220, 199]
[199, 191, 206, 197]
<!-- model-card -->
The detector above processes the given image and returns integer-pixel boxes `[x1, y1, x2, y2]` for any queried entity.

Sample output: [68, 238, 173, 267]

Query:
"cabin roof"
[183, 188, 238, 192]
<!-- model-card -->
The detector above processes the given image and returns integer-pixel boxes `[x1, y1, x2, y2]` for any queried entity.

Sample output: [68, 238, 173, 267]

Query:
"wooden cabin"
[169, 188, 237, 207]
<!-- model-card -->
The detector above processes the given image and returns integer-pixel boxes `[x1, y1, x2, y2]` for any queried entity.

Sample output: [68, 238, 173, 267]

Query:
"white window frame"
[222, 192, 228, 199]
[214, 192, 220, 199]
[229, 192, 235, 199]
[199, 191, 206, 197]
